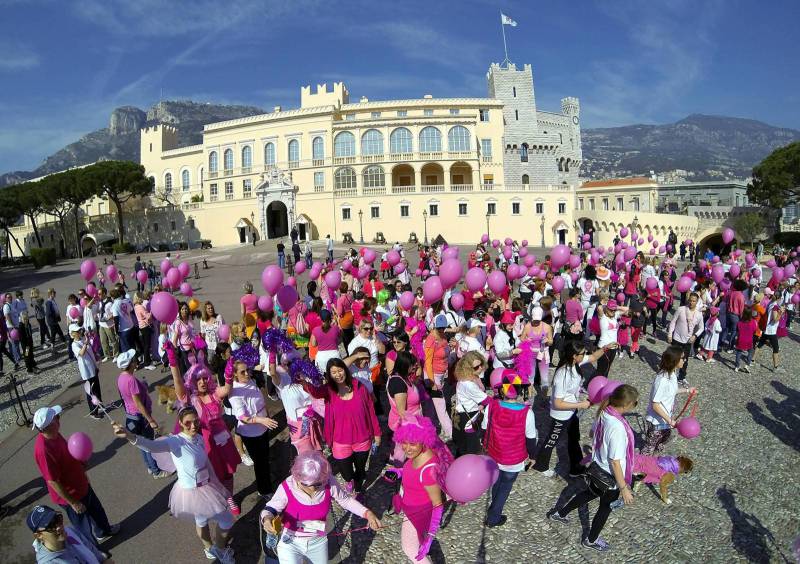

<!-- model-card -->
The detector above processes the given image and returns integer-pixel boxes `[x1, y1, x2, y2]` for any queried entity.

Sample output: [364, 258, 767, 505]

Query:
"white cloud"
[0, 41, 40, 71]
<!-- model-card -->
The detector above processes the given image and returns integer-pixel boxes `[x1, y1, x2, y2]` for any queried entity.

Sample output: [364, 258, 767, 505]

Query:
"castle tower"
[561, 97, 582, 162]
[140, 122, 178, 160]
[487, 63, 538, 138]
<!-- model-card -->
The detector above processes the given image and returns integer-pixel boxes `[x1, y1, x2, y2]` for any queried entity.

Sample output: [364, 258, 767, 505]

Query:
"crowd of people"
[17, 234, 799, 563]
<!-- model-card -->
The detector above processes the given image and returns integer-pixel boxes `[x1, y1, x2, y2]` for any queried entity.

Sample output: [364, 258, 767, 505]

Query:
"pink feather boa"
[514, 340, 534, 380]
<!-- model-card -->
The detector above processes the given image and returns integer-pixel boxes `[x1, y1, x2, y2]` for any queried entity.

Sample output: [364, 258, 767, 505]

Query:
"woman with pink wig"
[260, 450, 381, 564]
[390, 415, 453, 564]
[166, 337, 242, 517]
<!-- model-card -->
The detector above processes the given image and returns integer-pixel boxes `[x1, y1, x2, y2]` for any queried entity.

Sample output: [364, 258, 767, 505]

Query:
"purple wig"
[394, 415, 454, 492]
[291, 450, 331, 485]
[183, 346, 217, 398]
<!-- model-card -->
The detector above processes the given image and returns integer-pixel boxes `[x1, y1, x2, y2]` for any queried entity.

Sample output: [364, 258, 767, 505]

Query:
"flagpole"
[501, 14, 510, 68]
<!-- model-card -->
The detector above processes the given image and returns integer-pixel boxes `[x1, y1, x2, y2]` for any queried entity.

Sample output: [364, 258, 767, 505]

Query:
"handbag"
[584, 461, 617, 493]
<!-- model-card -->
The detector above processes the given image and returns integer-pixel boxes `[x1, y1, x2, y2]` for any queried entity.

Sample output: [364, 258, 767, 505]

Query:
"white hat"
[116, 349, 137, 370]
[468, 318, 485, 330]
[32, 405, 62, 430]
[68, 323, 82, 333]
[530, 306, 544, 321]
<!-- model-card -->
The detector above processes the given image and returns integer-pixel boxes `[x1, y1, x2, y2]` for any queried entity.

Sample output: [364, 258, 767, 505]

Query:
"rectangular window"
[98, 202, 105, 215]
[578, 198, 584, 210]
[536, 202, 544, 214]
[153, 223, 159, 232]
[458, 203, 468, 216]
[225, 181, 234, 200]
[616, 197, 624, 210]
[515, 109, 519, 120]
[345, 113, 355, 121]
[210, 183, 218, 202]
[589, 198, 595, 210]
[512, 202, 520, 215]
[558, 202, 566, 214]
[424, 109, 433, 116]
[602, 198, 609, 211]
[400, 204, 409, 217]
[487, 202, 496, 215]
[483, 174, 494, 185]
[370, 206, 380, 219]
[170, 220, 176, 231]
[397, 110, 407, 117]
[342, 207, 351, 220]
[449, 109, 460, 115]
[371, 111, 381, 118]
[243, 179, 252, 198]
[429, 204, 438, 216]
[633, 197, 640, 211]
[480, 139, 492, 161]
[314, 171, 324, 192]
[479, 109, 490, 122]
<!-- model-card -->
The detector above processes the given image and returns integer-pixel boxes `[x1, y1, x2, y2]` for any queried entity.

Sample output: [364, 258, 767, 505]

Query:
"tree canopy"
[733, 212, 765, 246]
[747, 141, 800, 209]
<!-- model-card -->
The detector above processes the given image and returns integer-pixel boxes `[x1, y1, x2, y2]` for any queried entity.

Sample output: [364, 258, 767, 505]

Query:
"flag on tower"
[501, 13, 517, 27]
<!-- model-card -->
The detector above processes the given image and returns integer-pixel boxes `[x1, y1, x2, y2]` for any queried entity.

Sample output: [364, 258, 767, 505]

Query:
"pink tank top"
[387, 374, 421, 431]
[281, 480, 331, 535]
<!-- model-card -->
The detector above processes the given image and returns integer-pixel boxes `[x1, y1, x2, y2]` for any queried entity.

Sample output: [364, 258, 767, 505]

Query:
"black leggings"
[240, 431, 272, 495]
[648, 308, 659, 333]
[532, 414, 583, 474]
[84, 375, 102, 414]
[336, 450, 370, 492]
[0, 339, 16, 371]
[138, 326, 153, 365]
[559, 482, 620, 543]
[36, 319, 50, 346]
[594, 349, 616, 381]
[452, 411, 483, 457]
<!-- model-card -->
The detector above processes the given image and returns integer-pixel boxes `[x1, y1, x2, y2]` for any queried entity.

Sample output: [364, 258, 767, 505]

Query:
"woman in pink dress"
[166, 338, 242, 516]
[171, 301, 195, 375]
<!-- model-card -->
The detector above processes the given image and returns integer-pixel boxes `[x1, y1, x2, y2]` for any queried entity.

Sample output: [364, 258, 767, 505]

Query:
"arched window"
[419, 127, 442, 152]
[334, 167, 357, 190]
[334, 132, 356, 157]
[520, 143, 528, 162]
[522, 174, 529, 185]
[149, 176, 155, 192]
[361, 129, 384, 155]
[390, 127, 413, 153]
[288, 139, 300, 164]
[312, 137, 324, 161]
[223, 148, 233, 171]
[264, 142, 275, 165]
[181, 170, 190, 191]
[447, 125, 470, 151]
[164, 173, 173, 193]
[362, 166, 385, 187]
[208, 151, 218, 172]
[557, 158, 563, 172]
[565, 158, 571, 172]
[241, 146, 252, 169]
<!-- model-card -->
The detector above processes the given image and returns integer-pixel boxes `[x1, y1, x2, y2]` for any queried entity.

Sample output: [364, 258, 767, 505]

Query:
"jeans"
[36, 318, 50, 346]
[138, 325, 154, 365]
[533, 414, 584, 474]
[327, 250, 333, 263]
[0, 339, 17, 371]
[487, 470, 519, 525]
[675, 340, 692, 382]
[7, 338, 20, 363]
[60, 485, 113, 544]
[723, 313, 740, 349]
[126, 413, 161, 474]
[277, 252, 285, 269]
[734, 348, 754, 368]
[118, 329, 134, 353]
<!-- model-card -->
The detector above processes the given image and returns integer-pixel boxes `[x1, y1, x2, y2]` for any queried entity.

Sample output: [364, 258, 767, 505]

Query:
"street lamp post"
[250, 211, 255, 245]
[540, 215, 545, 247]
[358, 209, 364, 244]
[485, 212, 490, 240]
[632, 214, 639, 239]
[423, 210, 429, 245]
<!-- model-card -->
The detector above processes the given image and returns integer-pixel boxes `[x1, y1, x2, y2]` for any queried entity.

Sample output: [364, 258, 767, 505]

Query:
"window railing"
[362, 154, 384, 163]
[451, 184, 473, 192]
[333, 156, 357, 165]
[448, 151, 472, 158]
[391, 185, 416, 194]
[334, 188, 357, 197]
[209, 171, 218, 179]
[390, 152, 413, 161]
[421, 184, 445, 193]
[418, 151, 443, 160]
[482, 155, 492, 163]
[312, 159, 324, 167]
[225, 192, 234, 201]
[314, 186, 325, 193]
[224, 169, 233, 176]
[481, 184, 495, 191]
[288, 161, 299, 169]
[242, 166, 251, 174]
[363, 186, 386, 195]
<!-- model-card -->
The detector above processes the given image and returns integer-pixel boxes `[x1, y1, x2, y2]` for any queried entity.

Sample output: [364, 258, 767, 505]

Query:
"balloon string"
[674, 389, 696, 421]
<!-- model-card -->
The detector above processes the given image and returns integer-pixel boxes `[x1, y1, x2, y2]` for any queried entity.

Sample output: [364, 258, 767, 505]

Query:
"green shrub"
[112, 242, 134, 254]
[30, 247, 56, 268]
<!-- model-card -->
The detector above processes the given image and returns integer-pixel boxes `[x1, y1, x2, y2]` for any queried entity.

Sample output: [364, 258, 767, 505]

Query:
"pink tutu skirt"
[169, 481, 229, 522]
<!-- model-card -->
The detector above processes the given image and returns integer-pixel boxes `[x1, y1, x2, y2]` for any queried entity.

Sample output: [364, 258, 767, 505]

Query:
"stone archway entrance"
[256, 167, 298, 240]
[266, 202, 289, 239]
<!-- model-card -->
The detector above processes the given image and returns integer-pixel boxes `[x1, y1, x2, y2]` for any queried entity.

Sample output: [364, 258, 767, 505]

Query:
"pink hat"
[500, 310, 516, 324]
[606, 299, 619, 311]
[764, 287, 774, 296]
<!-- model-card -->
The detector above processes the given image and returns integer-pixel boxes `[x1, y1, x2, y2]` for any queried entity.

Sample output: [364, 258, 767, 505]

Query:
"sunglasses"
[39, 513, 63, 533]
[472, 363, 484, 370]
[361, 326, 373, 331]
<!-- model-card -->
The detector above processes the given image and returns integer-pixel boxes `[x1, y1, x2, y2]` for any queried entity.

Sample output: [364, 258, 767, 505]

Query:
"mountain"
[2, 105, 799, 187]
[581, 114, 800, 181]
[0, 100, 265, 188]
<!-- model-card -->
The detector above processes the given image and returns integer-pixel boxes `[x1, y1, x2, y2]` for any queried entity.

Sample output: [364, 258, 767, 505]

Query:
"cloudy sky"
[1, 0, 798, 173]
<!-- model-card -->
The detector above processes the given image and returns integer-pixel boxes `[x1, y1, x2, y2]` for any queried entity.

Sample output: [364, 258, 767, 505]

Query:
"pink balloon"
[583, 242, 591, 250]
[80, 259, 97, 281]
[85, 284, 97, 297]
[784, 263, 796, 277]
[523, 255, 535, 267]
[569, 255, 581, 269]
[356, 266, 371, 279]
[491, 239, 500, 248]
[166, 267, 181, 288]
[616, 292, 625, 303]
[68, 308, 81, 320]
[387, 250, 401, 266]
[136, 269, 148, 284]
[587, 376, 609, 404]
[444, 454, 499, 503]
[218, 324, 231, 341]
[502, 247, 512, 260]
[521, 239, 528, 247]
[550, 245, 571, 269]
[363, 248, 377, 264]
[624, 247, 636, 261]
[160, 258, 172, 274]
[582, 234, 590, 242]
[67, 432, 93, 462]
[399, 291, 415, 310]
[449, 292, 465, 310]
[105, 265, 118, 282]
[685, 271, 696, 280]
[766, 259, 776, 268]
[507, 264, 520, 280]
[287, 276, 297, 287]
[465, 268, 487, 292]
[179, 282, 193, 297]
[647, 234, 653, 242]
[324, 270, 341, 290]
[637, 238, 645, 246]
[342, 259, 352, 271]
[9, 328, 20, 341]
[676, 417, 701, 439]
[442, 247, 459, 260]
[645, 277, 658, 291]
[729, 264, 741, 278]
[178, 261, 191, 278]
[151, 291, 179, 324]
[421, 269, 430, 278]
[480, 233, 489, 244]
[439, 259, 463, 289]
[79, 298, 88, 308]
[551, 276, 565, 293]
[423, 276, 444, 304]
[711, 265, 725, 284]
[487, 270, 507, 294]
[414, 268, 423, 277]
[519, 247, 528, 258]
[261, 265, 284, 295]
[394, 263, 407, 275]
[619, 227, 629, 238]
[772, 267, 785, 283]
[601, 379, 623, 399]
[294, 261, 306, 275]
[276, 285, 299, 310]
[258, 295, 274, 312]
[722, 228, 735, 245]
[793, 293, 800, 305]
[649, 249, 655, 255]
[676, 276, 693, 293]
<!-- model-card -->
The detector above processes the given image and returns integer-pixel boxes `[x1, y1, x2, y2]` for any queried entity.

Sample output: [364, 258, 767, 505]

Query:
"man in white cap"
[33, 405, 119, 550]
[115, 349, 170, 479]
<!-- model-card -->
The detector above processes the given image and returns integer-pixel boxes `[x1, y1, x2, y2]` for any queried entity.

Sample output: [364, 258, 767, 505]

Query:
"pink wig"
[183, 346, 217, 398]
[291, 450, 331, 485]
[394, 415, 454, 492]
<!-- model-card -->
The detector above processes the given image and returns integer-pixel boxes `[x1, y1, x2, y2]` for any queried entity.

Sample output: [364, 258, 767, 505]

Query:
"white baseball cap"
[530, 307, 544, 321]
[116, 349, 137, 369]
[68, 323, 82, 333]
[32, 405, 62, 430]
[468, 318, 485, 330]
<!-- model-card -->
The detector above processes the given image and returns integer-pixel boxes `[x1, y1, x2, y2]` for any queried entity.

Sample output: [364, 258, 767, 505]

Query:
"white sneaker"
[145, 364, 156, 371]
[540, 469, 556, 478]
[241, 453, 254, 466]
[203, 547, 216, 560]
[101, 357, 110, 363]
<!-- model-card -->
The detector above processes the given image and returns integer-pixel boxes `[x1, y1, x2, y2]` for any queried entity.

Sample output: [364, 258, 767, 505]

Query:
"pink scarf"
[593, 406, 635, 484]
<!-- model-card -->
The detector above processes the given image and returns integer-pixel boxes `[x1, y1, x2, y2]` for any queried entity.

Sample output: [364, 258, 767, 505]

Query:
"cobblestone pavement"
[0, 248, 798, 562]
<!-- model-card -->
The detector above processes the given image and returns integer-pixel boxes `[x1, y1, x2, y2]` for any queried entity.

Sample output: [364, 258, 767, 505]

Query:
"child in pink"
[734, 308, 758, 372]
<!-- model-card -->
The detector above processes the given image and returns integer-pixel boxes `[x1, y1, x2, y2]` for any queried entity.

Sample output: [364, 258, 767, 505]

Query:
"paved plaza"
[0, 243, 798, 563]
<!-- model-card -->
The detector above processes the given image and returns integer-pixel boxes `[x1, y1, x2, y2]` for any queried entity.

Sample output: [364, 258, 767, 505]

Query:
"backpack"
[289, 302, 308, 335]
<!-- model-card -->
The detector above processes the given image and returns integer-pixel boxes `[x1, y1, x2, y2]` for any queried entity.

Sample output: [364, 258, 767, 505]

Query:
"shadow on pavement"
[746, 380, 800, 453]
[715, 485, 789, 564]
[100, 480, 174, 552]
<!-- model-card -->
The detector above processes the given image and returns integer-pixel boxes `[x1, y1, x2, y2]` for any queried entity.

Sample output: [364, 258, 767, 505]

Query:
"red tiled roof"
[580, 177, 655, 188]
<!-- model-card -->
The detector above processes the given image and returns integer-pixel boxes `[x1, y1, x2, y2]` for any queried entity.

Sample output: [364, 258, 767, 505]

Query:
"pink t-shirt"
[326, 382, 379, 444]
[565, 300, 584, 323]
[240, 294, 258, 314]
[736, 319, 758, 350]
[171, 319, 194, 350]
[312, 325, 340, 351]
[117, 371, 152, 415]
[401, 456, 439, 506]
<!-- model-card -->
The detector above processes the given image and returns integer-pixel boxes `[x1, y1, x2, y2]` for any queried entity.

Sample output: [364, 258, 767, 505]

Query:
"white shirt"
[764, 303, 781, 335]
[597, 312, 621, 348]
[326, 238, 333, 251]
[274, 367, 313, 422]
[71, 339, 97, 381]
[229, 380, 269, 437]
[492, 329, 514, 369]
[3, 303, 15, 328]
[646, 371, 678, 426]
[137, 433, 210, 490]
[550, 356, 590, 420]
[592, 411, 629, 477]
[455, 380, 487, 414]
[112, 298, 134, 332]
[98, 300, 114, 329]
[458, 335, 487, 360]
[481, 401, 537, 471]
[578, 278, 599, 304]
[560, 272, 574, 290]
[348, 334, 379, 368]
